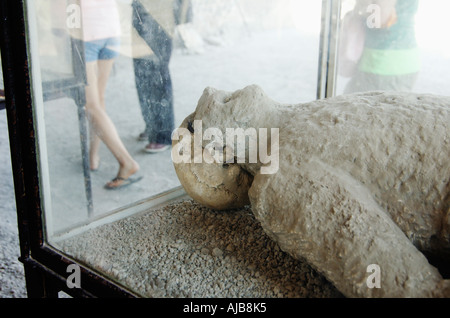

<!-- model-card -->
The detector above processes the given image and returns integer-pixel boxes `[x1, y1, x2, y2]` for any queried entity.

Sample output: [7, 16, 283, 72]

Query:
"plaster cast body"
[173, 85, 450, 297]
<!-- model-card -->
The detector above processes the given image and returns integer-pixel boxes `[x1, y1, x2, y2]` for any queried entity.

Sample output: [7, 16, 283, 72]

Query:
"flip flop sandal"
[104, 176, 143, 190]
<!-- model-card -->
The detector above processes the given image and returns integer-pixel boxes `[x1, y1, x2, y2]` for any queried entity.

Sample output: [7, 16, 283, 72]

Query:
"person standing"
[342, 0, 420, 94]
[81, 0, 141, 189]
[131, 0, 192, 153]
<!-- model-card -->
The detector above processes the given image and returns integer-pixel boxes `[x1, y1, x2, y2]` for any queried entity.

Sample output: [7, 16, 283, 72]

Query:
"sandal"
[104, 176, 143, 190]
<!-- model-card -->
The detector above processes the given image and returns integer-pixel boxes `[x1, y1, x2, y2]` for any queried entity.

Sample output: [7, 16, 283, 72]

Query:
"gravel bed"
[56, 199, 343, 298]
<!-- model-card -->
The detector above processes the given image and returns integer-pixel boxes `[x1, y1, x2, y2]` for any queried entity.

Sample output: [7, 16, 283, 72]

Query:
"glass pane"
[336, 0, 450, 96]
[27, 0, 324, 296]
[27, 0, 322, 236]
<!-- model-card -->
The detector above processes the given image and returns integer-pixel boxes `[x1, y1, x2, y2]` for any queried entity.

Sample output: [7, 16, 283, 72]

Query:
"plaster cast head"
[192, 85, 274, 131]
[172, 113, 254, 211]
[172, 85, 280, 210]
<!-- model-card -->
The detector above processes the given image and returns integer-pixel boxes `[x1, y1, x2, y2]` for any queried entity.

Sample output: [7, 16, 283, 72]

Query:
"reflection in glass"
[337, 0, 450, 96]
[30, 1, 322, 238]
[338, 0, 420, 94]
[36, 1, 75, 82]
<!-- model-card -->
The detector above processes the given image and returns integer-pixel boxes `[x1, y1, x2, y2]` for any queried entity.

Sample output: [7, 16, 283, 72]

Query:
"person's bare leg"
[88, 59, 114, 170]
[85, 61, 139, 186]
[86, 62, 101, 170]
[88, 81, 102, 171]
[89, 124, 101, 170]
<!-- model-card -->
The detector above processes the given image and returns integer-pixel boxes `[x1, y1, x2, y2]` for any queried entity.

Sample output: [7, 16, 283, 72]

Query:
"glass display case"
[1, 0, 324, 298]
[1, 0, 449, 299]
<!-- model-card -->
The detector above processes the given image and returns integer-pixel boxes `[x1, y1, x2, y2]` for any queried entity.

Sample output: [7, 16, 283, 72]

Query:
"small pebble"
[212, 247, 223, 257]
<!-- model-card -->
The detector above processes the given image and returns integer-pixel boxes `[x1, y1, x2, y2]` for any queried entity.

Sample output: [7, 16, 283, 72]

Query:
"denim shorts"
[84, 37, 120, 62]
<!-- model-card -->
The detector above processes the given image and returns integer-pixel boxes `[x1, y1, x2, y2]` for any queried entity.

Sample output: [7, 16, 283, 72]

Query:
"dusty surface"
[56, 200, 342, 298]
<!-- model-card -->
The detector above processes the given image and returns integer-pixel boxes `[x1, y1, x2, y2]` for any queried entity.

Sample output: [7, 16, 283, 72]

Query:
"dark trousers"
[132, 0, 175, 145]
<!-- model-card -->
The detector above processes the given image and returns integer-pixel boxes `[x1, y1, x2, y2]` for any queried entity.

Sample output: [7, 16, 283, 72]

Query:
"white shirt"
[80, 0, 121, 41]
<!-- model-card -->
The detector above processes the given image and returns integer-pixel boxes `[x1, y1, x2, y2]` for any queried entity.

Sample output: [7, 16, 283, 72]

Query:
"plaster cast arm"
[249, 160, 449, 297]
